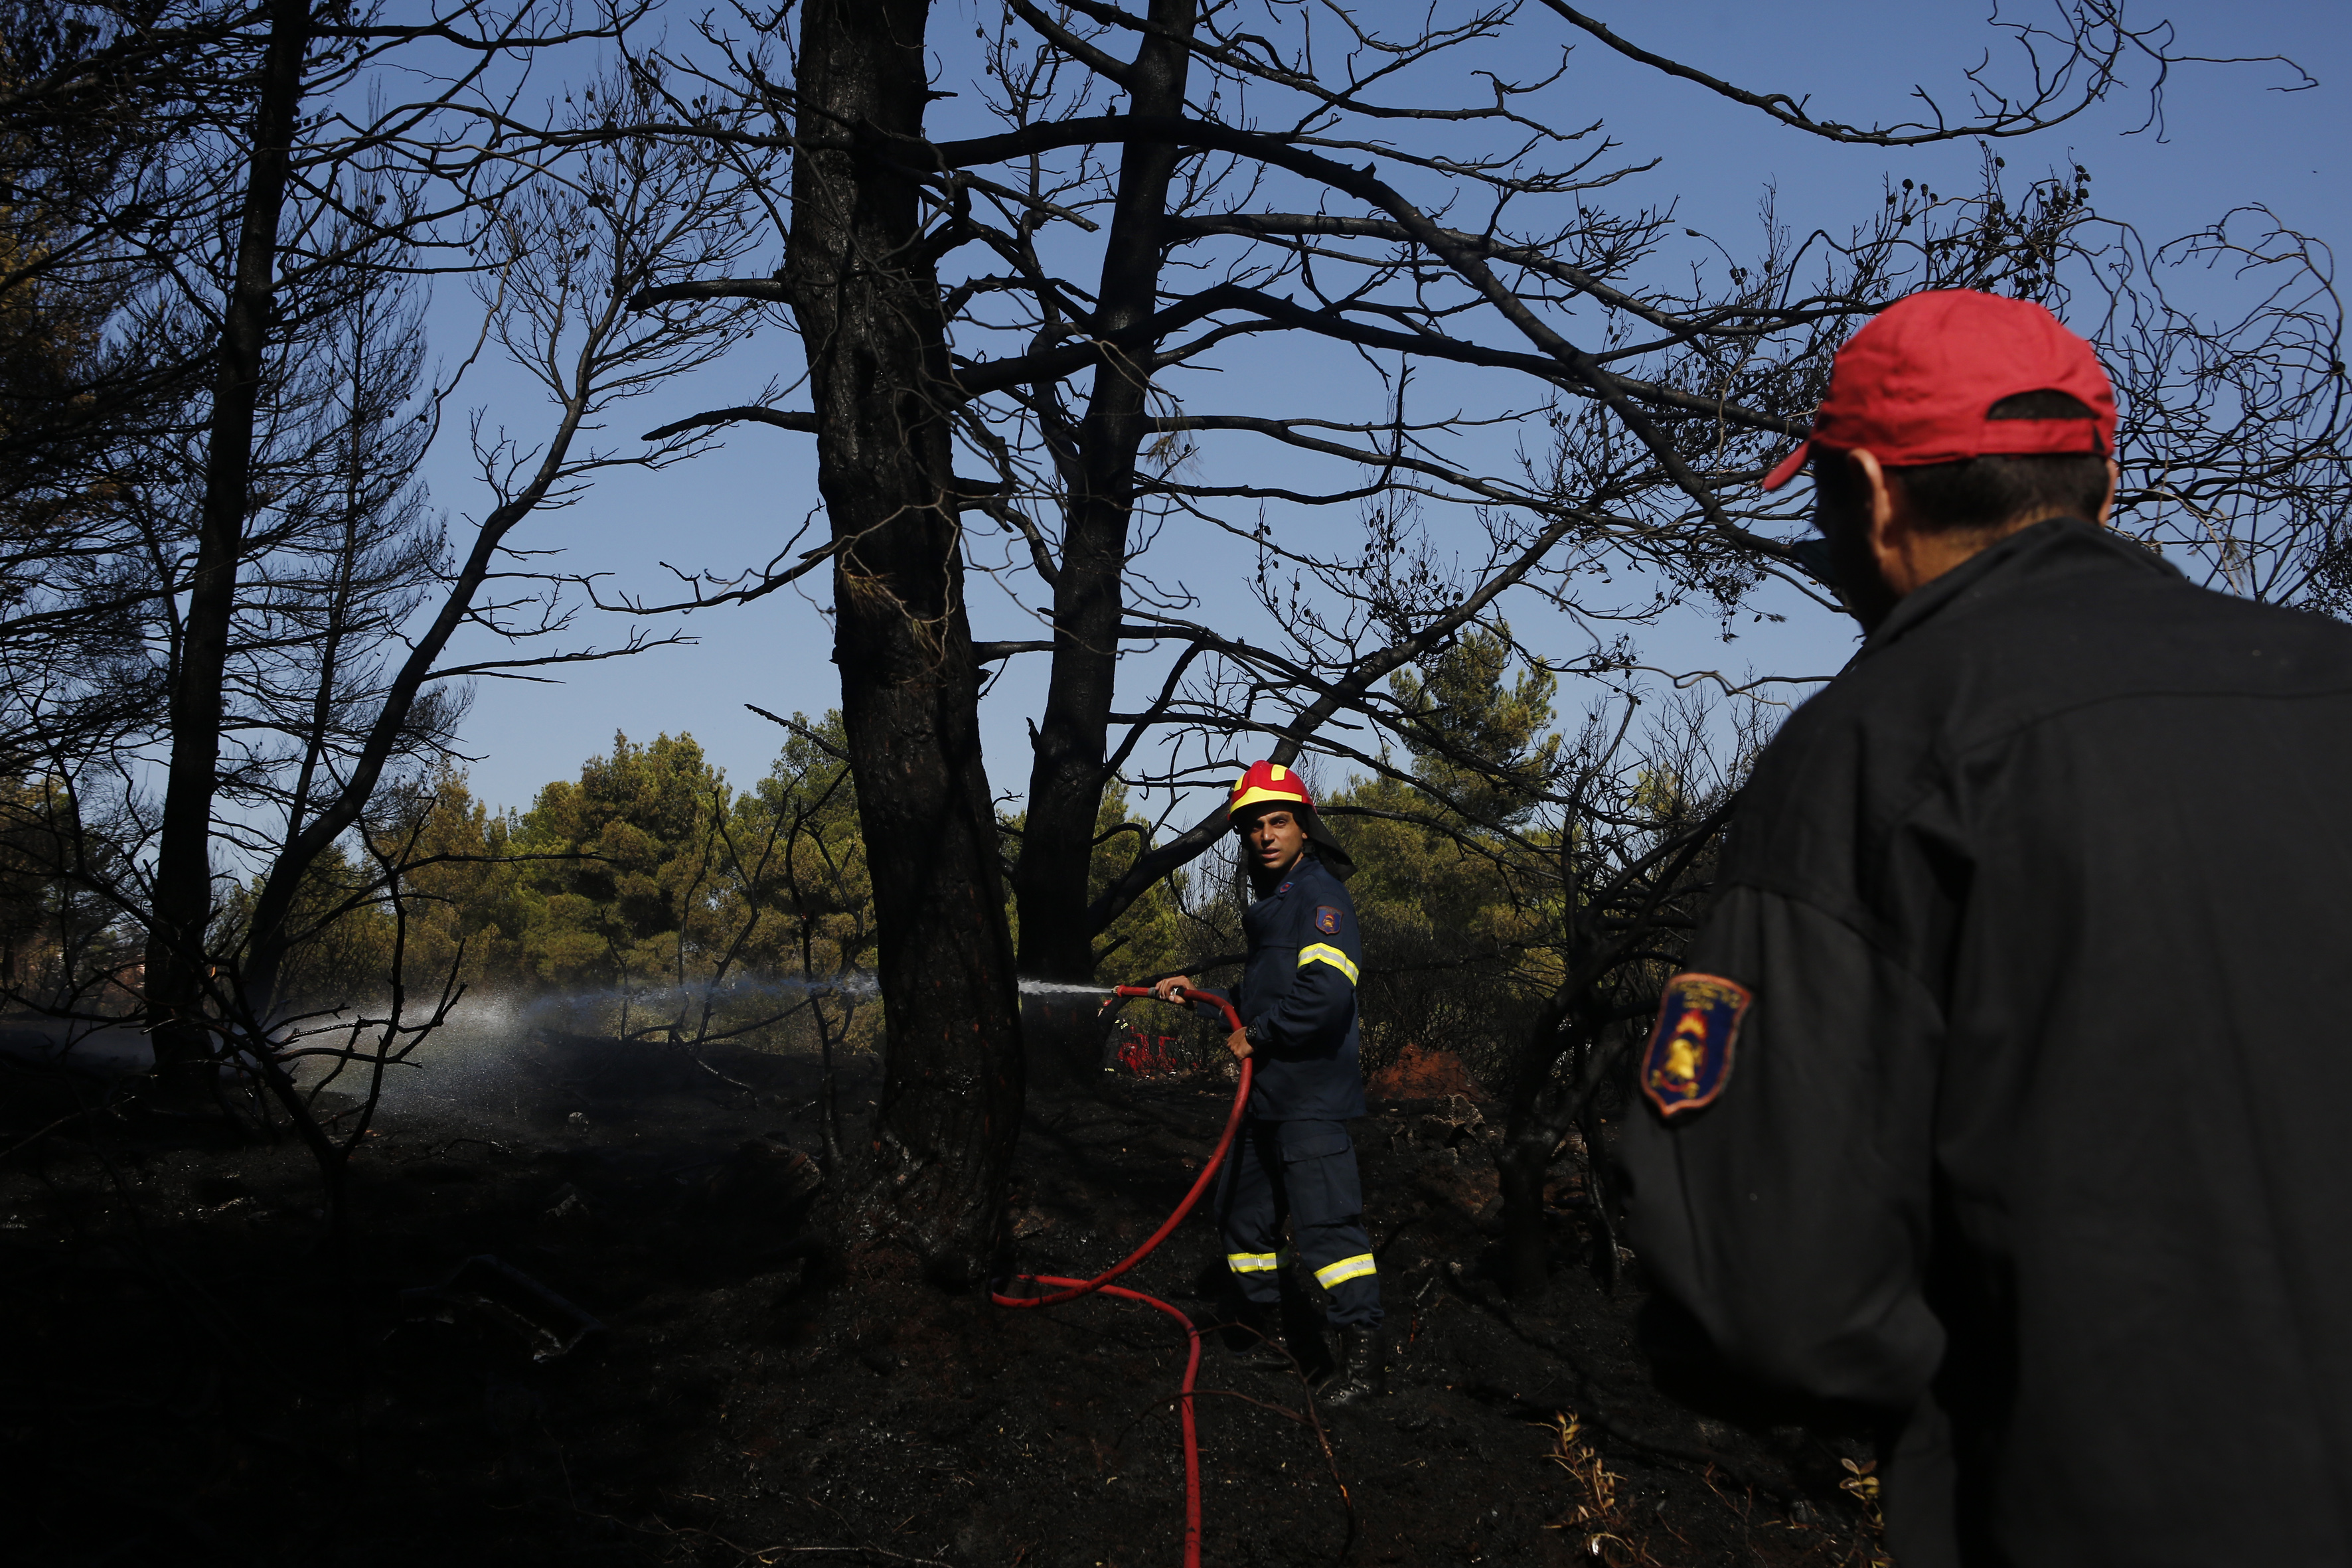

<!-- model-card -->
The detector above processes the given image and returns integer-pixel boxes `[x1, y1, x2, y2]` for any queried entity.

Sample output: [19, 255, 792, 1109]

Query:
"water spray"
[1016, 978, 1122, 997]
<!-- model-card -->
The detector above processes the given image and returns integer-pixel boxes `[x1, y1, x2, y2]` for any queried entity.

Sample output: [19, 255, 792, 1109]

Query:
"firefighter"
[1622, 289, 2352, 1566]
[1154, 760, 1385, 1403]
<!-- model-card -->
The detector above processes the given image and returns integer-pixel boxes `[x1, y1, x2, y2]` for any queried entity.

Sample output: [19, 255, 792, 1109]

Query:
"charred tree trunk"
[143, 0, 313, 1090]
[1494, 800, 1730, 1296]
[1010, 1, 1196, 1087]
[785, 0, 1024, 1287]
[1496, 994, 1571, 1296]
[1496, 984, 1612, 1298]
[1581, 1073, 1626, 1294]
[1497, 825, 1614, 1299]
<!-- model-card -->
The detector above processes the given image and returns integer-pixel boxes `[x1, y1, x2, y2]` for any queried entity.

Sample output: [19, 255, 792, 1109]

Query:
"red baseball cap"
[1762, 289, 2116, 491]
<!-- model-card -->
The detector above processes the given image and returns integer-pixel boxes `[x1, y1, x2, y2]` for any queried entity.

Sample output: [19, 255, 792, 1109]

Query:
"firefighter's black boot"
[1318, 1325, 1389, 1405]
[1219, 1302, 1294, 1370]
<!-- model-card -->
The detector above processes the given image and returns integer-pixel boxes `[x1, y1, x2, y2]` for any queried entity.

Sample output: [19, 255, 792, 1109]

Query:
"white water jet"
[1017, 979, 1120, 997]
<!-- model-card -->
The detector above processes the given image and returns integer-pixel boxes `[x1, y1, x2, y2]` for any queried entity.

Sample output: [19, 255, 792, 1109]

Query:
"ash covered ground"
[0, 1016, 1887, 1567]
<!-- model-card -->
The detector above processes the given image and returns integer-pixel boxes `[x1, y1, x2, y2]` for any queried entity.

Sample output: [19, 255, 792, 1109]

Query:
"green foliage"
[0, 773, 136, 1006]
[221, 839, 398, 1010]
[379, 768, 527, 990]
[220, 649, 1713, 1105]
[252, 722, 880, 1056]
[1335, 668, 1749, 1097]
[1087, 780, 1190, 982]
[1325, 625, 1575, 1082]
[1387, 622, 1562, 827]
[998, 779, 1191, 984]
[1324, 775, 1551, 1087]
[509, 730, 730, 988]
[726, 711, 873, 985]
[339, 717, 884, 1054]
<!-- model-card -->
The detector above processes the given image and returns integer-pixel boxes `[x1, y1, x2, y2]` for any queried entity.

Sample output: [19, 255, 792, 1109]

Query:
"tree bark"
[784, 0, 1024, 1287]
[1011, 1, 1196, 1086]
[1496, 986, 1622, 1298]
[1496, 993, 1572, 1296]
[1498, 836, 1612, 1300]
[143, 0, 313, 1087]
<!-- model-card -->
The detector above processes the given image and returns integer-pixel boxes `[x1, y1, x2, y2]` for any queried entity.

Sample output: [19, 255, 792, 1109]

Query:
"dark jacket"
[1202, 852, 1367, 1122]
[1622, 519, 2352, 1568]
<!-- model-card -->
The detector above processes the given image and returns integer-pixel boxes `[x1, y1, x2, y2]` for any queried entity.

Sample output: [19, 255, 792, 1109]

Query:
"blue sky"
[416, 0, 2351, 820]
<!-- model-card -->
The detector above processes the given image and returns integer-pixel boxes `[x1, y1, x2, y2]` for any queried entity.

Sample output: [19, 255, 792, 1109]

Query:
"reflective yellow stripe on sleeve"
[1313, 1253, 1377, 1289]
[1226, 1251, 1279, 1275]
[1296, 943, 1359, 984]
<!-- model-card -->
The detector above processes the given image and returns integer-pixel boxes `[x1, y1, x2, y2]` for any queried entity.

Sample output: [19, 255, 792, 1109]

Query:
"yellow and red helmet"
[1228, 759, 1312, 822]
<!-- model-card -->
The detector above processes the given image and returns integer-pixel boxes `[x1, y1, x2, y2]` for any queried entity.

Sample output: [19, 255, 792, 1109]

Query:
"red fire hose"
[991, 984, 1253, 1568]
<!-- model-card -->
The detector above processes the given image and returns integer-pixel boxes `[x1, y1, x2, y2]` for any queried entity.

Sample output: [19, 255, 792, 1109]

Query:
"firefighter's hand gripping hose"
[990, 985, 1252, 1568]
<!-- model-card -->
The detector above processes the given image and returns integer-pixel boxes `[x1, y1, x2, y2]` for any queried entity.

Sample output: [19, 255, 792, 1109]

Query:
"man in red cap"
[1155, 760, 1384, 1403]
[1622, 289, 2352, 1566]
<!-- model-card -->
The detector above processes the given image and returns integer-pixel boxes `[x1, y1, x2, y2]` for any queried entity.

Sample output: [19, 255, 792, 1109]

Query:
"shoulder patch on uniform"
[1640, 973, 1752, 1120]
[1315, 905, 1340, 935]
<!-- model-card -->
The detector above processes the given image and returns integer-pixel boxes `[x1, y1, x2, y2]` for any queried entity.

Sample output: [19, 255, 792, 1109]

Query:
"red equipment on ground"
[990, 984, 1252, 1568]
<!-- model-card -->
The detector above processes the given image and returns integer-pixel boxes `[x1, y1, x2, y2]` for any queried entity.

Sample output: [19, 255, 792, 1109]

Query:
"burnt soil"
[0, 1034, 1887, 1567]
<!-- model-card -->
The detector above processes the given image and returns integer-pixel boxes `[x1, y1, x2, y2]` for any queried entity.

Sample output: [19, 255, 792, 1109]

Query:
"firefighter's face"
[1238, 808, 1307, 876]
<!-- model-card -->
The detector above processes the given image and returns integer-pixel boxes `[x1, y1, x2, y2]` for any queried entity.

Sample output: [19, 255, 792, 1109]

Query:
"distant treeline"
[0, 629, 1716, 1087]
[232, 629, 1703, 1083]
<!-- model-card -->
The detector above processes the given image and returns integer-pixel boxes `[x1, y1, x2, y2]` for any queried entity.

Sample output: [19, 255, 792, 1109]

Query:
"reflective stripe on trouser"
[1314, 1253, 1377, 1289]
[1212, 1118, 1383, 1328]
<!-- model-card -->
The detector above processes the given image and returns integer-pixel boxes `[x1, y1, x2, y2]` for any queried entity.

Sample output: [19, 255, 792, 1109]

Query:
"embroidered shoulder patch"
[1640, 973, 1753, 1119]
[1315, 905, 1341, 935]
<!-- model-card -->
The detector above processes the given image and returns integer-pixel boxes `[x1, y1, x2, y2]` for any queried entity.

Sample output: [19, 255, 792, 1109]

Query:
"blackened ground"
[0, 1036, 1887, 1567]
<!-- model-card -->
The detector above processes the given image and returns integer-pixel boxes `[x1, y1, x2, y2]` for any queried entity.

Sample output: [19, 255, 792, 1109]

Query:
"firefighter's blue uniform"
[1200, 852, 1381, 1328]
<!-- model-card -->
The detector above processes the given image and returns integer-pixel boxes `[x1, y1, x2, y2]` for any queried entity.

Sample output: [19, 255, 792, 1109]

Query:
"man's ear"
[2096, 457, 2119, 526]
[1845, 447, 1904, 572]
